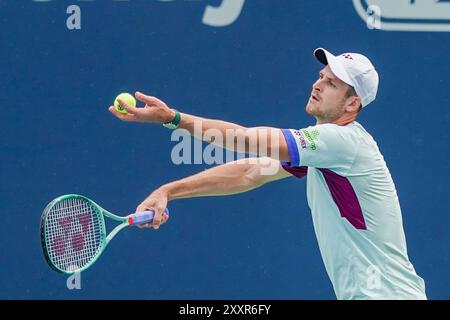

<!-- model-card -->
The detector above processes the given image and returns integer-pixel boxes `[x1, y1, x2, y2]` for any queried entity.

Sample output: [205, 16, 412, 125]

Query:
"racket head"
[40, 194, 107, 274]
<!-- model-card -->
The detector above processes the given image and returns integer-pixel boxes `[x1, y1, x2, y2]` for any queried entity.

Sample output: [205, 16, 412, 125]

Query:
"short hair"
[345, 85, 362, 112]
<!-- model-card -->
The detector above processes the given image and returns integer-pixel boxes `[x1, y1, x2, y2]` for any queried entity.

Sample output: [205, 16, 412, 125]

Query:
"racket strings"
[45, 198, 103, 271]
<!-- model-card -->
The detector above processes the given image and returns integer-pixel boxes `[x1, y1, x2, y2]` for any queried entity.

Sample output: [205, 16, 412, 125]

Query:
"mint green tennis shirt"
[281, 121, 426, 300]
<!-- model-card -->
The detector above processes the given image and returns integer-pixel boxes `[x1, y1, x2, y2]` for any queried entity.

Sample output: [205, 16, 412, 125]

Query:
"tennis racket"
[40, 194, 169, 274]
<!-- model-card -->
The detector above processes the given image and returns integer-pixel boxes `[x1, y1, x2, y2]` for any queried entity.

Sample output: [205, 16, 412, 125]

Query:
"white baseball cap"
[314, 48, 379, 107]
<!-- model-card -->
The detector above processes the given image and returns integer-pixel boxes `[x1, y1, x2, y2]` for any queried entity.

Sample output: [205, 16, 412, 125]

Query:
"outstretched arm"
[135, 157, 291, 229]
[109, 92, 290, 162]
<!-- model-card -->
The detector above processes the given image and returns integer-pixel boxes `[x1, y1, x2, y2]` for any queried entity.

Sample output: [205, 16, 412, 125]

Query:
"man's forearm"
[158, 158, 288, 201]
[178, 113, 290, 161]
[179, 113, 245, 136]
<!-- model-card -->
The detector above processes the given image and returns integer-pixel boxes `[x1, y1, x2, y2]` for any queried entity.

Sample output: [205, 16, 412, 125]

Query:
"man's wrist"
[163, 109, 181, 129]
[163, 109, 176, 123]
[157, 185, 173, 201]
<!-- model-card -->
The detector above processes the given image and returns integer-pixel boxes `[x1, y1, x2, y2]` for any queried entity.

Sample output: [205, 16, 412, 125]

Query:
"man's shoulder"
[308, 122, 364, 139]
[309, 121, 363, 132]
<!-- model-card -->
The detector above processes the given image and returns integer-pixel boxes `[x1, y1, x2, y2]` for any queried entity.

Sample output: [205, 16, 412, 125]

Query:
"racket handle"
[128, 208, 169, 226]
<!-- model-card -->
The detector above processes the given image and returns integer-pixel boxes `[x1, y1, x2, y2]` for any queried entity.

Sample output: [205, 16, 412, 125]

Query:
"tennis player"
[109, 48, 427, 300]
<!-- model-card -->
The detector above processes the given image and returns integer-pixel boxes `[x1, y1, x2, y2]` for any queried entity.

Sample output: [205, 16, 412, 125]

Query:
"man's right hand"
[108, 91, 176, 124]
[135, 188, 170, 230]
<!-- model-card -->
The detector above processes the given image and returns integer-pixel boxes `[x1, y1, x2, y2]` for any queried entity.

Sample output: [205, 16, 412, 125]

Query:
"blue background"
[0, 0, 449, 299]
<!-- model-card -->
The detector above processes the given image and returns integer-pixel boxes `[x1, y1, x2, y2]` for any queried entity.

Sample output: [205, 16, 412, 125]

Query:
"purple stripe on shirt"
[281, 164, 308, 179]
[281, 163, 366, 230]
[319, 168, 367, 230]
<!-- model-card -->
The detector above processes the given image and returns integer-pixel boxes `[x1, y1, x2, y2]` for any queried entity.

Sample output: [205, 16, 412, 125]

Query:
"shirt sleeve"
[281, 124, 359, 174]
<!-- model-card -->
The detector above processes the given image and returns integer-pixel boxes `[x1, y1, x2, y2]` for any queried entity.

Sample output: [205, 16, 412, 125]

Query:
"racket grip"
[128, 208, 169, 226]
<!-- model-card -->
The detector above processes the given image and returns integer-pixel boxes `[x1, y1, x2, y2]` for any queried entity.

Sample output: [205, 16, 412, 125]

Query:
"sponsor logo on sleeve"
[300, 129, 320, 151]
[293, 130, 307, 149]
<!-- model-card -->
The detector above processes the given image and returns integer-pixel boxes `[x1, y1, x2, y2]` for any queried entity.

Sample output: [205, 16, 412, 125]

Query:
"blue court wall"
[0, 0, 449, 299]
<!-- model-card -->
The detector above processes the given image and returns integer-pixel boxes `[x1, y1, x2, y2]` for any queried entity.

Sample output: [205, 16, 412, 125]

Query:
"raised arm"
[134, 157, 291, 229]
[109, 92, 291, 162]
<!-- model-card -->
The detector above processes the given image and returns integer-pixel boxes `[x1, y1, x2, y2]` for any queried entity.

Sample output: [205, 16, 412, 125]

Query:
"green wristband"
[162, 110, 181, 129]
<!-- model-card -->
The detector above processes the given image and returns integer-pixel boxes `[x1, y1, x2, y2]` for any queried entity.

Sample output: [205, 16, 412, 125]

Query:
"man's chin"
[305, 103, 315, 115]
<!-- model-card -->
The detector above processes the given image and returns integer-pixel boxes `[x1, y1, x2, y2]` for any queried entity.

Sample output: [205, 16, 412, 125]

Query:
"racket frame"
[40, 194, 130, 274]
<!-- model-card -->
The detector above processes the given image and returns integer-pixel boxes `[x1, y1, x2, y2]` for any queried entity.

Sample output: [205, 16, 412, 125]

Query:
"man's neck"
[316, 113, 357, 126]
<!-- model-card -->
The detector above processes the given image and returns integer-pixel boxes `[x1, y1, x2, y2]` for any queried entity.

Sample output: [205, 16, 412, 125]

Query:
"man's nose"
[313, 80, 322, 92]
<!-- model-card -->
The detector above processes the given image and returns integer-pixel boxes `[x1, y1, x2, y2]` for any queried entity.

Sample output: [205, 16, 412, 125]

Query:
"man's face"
[306, 65, 351, 123]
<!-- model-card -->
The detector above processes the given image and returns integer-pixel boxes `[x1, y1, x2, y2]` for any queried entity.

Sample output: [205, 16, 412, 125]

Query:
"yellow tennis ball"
[114, 93, 136, 115]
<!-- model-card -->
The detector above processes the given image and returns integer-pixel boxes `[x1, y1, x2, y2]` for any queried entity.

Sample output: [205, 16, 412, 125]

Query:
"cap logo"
[342, 53, 354, 60]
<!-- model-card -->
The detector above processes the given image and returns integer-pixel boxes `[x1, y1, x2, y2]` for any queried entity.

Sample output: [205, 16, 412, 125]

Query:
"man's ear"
[345, 96, 362, 113]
